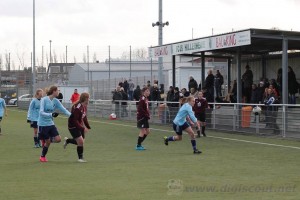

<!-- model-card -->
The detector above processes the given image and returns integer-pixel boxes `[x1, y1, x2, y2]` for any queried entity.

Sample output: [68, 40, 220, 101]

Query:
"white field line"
[12, 109, 300, 150]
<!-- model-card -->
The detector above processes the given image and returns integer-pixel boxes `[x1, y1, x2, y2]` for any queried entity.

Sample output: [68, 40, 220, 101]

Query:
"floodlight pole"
[32, 0, 36, 94]
[152, 0, 168, 87]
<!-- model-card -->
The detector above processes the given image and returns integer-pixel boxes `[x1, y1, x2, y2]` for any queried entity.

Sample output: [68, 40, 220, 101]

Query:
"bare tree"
[83, 53, 87, 63]
[5, 51, 10, 71]
[53, 50, 58, 63]
[121, 47, 148, 60]
[93, 52, 97, 63]
[0, 54, 2, 70]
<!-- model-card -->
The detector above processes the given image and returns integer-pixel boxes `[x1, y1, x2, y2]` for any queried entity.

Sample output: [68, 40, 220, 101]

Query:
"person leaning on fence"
[120, 87, 128, 117]
[112, 86, 123, 117]
[264, 88, 279, 131]
[128, 79, 135, 101]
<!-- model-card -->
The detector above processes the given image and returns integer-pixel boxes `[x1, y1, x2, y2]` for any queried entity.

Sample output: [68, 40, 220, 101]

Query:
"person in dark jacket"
[133, 85, 141, 107]
[250, 84, 260, 104]
[188, 76, 198, 92]
[264, 88, 279, 131]
[112, 86, 123, 117]
[288, 66, 298, 104]
[242, 65, 253, 103]
[169, 87, 180, 123]
[120, 87, 128, 117]
[215, 70, 224, 97]
[204, 70, 215, 103]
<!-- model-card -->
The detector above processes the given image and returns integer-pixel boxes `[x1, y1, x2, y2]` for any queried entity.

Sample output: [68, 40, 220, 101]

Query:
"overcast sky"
[0, 0, 299, 68]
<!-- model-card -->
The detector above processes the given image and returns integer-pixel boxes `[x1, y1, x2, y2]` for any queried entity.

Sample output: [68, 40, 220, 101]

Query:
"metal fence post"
[233, 104, 236, 131]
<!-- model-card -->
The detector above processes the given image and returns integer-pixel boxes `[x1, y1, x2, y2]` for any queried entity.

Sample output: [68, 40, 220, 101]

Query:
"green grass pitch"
[0, 108, 299, 200]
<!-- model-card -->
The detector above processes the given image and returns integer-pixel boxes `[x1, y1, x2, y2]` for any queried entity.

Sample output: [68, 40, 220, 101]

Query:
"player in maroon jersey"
[193, 91, 210, 137]
[64, 92, 91, 162]
[135, 87, 150, 150]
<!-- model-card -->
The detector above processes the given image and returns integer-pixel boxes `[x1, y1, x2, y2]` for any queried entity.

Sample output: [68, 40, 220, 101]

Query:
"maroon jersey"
[137, 95, 150, 120]
[68, 103, 91, 132]
[193, 97, 208, 114]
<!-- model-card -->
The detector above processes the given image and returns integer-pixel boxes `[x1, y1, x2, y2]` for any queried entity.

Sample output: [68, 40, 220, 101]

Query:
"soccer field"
[0, 108, 299, 200]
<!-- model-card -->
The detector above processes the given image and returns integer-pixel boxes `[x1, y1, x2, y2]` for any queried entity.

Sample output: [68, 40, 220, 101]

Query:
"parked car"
[8, 94, 33, 105]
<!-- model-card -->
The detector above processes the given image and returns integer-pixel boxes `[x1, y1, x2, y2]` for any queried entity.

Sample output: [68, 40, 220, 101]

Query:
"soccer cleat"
[135, 145, 145, 150]
[34, 143, 40, 148]
[39, 156, 48, 162]
[163, 136, 168, 146]
[63, 137, 68, 149]
[78, 159, 87, 163]
[193, 149, 202, 154]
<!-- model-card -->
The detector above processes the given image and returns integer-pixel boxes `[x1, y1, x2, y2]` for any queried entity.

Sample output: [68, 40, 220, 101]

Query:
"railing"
[17, 99, 300, 139]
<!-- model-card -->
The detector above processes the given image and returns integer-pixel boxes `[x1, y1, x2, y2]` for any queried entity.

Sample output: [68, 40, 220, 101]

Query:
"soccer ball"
[252, 106, 262, 115]
[109, 113, 117, 120]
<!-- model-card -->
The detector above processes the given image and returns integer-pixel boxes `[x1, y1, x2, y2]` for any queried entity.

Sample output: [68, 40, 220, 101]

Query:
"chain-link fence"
[17, 99, 300, 139]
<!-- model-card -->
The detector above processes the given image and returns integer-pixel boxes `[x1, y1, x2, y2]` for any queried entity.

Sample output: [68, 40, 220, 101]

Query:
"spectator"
[250, 84, 260, 104]
[70, 89, 80, 104]
[166, 86, 174, 122]
[120, 87, 128, 117]
[123, 79, 129, 95]
[57, 89, 63, 103]
[264, 88, 279, 132]
[277, 68, 282, 94]
[204, 70, 215, 102]
[190, 88, 197, 97]
[128, 79, 135, 101]
[229, 80, 237, 103]
[133, 85, 141, 107]
[151, 84, 160, 102]
[257, 81, 266, 103]
[181, 88, 190, 97]
[242, 65, 253, 103]
[112, 86, 123, 117]
[288, 66, 298, 104]
[188, 76, 198, 92]
[215, 70, 224, 97]
[169, 87, 180, 122]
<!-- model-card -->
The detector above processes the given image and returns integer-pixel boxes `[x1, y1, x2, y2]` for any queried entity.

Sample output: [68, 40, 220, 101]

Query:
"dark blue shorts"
[38, 125, 59, 140]
[173, 122, 190, 135]
[30, 121, 38, 128]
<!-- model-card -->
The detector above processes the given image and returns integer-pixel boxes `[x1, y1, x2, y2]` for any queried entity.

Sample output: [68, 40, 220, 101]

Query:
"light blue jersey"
[38, 96, 71, 126]
[0, 98, 6, 117]
[173, 103, 197, 126]
[27, 98, 41, 122]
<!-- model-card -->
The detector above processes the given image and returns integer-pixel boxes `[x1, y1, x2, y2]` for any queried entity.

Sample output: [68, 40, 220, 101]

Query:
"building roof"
[75, 60, 159, 72]
[149, 28, 300, 58]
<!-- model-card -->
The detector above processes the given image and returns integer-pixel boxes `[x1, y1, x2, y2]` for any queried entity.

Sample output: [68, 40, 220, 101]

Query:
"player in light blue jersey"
[163, 96, 202, 154]
[0, 96, 8, 135]
[38, 86, 71, 162]
[27, 89, 43, 148]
